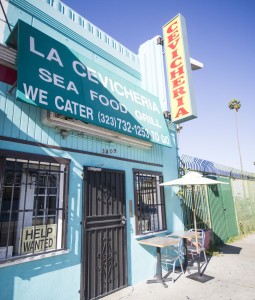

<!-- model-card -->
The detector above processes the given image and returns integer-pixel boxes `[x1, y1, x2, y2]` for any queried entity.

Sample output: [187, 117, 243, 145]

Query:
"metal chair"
[187, 229, 207, 265]
[161, 237, 184, 283]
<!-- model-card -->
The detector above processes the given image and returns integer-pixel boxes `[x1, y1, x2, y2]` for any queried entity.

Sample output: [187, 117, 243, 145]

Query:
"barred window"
[0, 152, 69, 262]
[134, 170, 166, 235]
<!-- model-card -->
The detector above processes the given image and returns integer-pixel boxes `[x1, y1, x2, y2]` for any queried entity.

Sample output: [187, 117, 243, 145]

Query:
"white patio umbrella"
[160, 171, 228, 276]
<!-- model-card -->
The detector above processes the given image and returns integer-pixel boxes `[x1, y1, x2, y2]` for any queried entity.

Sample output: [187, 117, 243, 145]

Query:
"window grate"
[0, 154, 69, 261]
[134, 171, 166, 235]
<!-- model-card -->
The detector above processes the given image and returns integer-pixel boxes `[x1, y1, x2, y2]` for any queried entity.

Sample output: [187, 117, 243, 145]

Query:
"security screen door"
[81, 167, 127, 300]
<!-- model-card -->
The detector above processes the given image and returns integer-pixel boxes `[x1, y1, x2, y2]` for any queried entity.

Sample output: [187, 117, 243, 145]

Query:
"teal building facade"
[0, 1, 185, 299]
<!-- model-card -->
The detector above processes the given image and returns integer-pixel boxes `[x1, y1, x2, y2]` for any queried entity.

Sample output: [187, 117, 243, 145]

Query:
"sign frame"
[8, 20, 172, 148]
[163, 14, 197, 124]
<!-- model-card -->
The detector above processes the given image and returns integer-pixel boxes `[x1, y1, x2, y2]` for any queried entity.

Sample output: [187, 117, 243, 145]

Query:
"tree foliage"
[228, 98, 241, 112]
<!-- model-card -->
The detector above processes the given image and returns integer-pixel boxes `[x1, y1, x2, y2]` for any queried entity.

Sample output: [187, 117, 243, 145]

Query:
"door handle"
[121, 216, 126, 225]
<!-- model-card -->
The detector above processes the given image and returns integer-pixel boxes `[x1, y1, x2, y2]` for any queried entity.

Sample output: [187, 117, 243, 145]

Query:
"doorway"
[81, 167, 127, 300]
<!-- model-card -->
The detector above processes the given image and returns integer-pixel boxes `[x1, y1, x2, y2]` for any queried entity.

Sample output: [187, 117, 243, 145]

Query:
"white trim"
[134, 230, 168, 240]
[0, 249, 69, 268]
[190, 57, 203, 70]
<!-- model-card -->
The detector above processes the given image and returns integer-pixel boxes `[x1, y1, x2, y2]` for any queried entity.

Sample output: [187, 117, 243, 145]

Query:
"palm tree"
[228, 99, 241, 112]
[228, 98, 243, 176]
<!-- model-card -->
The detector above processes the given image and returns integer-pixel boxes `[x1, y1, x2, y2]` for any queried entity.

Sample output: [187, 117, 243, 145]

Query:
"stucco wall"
[0, 1, 183, 299]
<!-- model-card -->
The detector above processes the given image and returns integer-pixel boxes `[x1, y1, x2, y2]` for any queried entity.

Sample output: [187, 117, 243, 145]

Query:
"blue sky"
[62, 0, 255, 173]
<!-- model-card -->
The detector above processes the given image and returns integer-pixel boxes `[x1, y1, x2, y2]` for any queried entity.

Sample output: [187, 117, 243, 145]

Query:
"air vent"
[41, 110, 152, 149]
[0, 44, 17, 69]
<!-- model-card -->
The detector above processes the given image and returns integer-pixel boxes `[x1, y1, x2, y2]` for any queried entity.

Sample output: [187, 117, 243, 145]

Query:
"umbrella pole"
[191, 185, 201, 276]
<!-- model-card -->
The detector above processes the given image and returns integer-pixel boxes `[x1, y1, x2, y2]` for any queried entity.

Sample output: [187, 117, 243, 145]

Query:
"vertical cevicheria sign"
[13, 20, 171, 147]
[163, 14, 197, 124]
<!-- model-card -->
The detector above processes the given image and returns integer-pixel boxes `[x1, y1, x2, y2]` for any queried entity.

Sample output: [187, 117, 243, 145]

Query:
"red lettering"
[167, 31, 179, 44]
[167, 38, 180, 50]
[173, 87, 186, 98]
[170, 57, 182, 69]
[175, 107, 189, 118]
[167, 20, 178, 33]
[170, 66, 184, 80]
[172, 76, 185, 89]
[164, 16, 195, 122]
[171, 49, 179, 60]
[176, 96, 184, 107]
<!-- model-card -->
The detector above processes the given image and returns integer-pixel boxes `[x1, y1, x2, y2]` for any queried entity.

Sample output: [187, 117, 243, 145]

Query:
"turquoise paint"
[0, 256, 81, 300]
[0, 87, 165, 165]
[0, 108, 180, 297]
[0, 1, 183, 299]
[0, 95, 180, 297]
[12, 20, 171, 147]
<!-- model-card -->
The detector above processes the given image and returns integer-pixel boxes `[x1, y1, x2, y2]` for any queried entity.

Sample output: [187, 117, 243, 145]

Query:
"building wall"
[0, 1, 183, 299]
[139, 36, 169, 112]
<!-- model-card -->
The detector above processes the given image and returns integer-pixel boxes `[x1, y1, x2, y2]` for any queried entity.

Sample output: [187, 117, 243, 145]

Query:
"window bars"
[0, 154, 68, 261]
[134, 171, 166, 235]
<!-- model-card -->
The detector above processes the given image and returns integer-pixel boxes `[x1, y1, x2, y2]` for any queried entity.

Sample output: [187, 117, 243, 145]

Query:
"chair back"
[188, 229, 205, 249]
[161, 236, 184, 280]
[161, 237, 182, 258]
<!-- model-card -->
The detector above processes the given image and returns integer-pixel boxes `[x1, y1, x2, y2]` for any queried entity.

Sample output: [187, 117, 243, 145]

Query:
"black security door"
[81, 167, 127, 300]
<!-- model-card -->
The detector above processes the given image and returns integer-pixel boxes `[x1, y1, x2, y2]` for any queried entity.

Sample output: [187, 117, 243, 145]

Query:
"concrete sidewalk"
[103, 233, 255, 300]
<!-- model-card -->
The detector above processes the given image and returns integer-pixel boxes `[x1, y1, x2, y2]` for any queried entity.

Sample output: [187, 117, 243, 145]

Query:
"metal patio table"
[138, 236, 179, 288]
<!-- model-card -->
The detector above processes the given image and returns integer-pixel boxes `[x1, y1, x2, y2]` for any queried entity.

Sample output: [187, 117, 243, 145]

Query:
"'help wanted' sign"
[20, 224, 56, 254]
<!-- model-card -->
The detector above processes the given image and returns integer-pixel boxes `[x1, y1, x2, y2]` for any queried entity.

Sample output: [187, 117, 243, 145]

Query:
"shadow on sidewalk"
[184, 242, 242, 284]
[218, 244, 242, 254]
